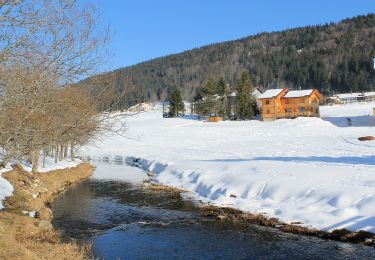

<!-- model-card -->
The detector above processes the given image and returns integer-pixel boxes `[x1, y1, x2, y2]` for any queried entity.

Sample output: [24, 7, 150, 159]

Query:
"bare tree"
[0, 1, 121, 173]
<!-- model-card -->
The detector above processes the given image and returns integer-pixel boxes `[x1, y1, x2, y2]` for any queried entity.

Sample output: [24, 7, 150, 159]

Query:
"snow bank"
[81, 104, 375, 233]
[128, 103, 153, 113]
[0, 166, 14, 209]
[21, 157, 81, 173]
[321, 102, 375, 117]
[0, 156, 82, 209]
[91, 162, 147, 183]
[321, 102, 375, 127]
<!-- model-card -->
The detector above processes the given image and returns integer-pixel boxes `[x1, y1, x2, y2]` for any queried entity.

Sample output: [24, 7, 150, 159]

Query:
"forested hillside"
[85, 14, 375, 108]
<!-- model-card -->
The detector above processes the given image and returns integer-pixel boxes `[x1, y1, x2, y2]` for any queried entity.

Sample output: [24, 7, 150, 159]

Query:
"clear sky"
[93, 0, 375, 71]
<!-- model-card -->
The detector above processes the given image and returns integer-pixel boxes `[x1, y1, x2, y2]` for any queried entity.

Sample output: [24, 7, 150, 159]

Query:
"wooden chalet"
[257, 88, 321, 121]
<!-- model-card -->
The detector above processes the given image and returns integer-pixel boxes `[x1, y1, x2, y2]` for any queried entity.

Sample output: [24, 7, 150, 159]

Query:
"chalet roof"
[284, 89, 314, 98]
[257, 89, 284, 99]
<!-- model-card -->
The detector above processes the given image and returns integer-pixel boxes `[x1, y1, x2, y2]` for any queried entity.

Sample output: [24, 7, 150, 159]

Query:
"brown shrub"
[358, 136, 375, 141]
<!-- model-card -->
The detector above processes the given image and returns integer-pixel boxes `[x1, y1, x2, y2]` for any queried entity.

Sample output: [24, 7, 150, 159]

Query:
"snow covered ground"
[0, 166, 14, 209]
[80, 102, 375, 233]
[91, 162, 147, 183]
[0, 157, 82, 209]
[21, 157, 81, 173]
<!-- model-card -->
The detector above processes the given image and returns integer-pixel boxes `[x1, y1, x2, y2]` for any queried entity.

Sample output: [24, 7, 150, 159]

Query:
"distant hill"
[85, 14, 375, 109]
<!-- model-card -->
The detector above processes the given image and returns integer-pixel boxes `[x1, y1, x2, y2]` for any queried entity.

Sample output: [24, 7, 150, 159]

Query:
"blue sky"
[93, 0, 374, 71]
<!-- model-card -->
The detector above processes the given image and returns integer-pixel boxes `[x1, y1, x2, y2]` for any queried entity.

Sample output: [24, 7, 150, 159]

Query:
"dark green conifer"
[169, 88, 185, 117]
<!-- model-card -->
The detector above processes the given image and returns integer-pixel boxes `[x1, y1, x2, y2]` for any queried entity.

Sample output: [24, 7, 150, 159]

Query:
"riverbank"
[0, 162, 94, 259]
[51, 164, 375, 259]
[145, 181, 375, 247]
[200, 204, 375, 247]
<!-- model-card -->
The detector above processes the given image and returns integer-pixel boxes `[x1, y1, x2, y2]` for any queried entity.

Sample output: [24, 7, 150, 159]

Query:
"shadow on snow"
[324, 216, 375, 233]
[322, 115, 375, 127]
[201, 155, 375, 166]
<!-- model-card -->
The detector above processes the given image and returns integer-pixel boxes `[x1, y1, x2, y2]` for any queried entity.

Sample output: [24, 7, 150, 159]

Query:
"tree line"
[167, 71, 257, 120]
[191, 71, 257, 120]
[0, 0, 118, 173]
[86, 14, 375, 108]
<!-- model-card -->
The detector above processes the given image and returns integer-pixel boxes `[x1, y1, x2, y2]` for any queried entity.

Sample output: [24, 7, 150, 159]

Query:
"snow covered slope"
[321, 102, 375, 127]
[81, 103, 375, 233]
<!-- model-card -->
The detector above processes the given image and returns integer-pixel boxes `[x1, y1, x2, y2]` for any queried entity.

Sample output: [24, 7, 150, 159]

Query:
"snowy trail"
[81, 102, 375, 233]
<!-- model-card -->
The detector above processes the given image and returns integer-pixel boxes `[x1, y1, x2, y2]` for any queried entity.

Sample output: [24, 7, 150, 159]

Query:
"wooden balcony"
[276, 111, 317, 119]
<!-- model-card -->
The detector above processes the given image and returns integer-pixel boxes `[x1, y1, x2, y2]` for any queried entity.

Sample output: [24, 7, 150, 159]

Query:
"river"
[52, 163, 374, 259]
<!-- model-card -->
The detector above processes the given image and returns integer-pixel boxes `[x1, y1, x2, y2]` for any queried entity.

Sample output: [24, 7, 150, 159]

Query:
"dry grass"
[0, 163, 94, 259]
[145, 182, 183, 194]
[16, 229, 93, 259]
[200, 204, 375, 246]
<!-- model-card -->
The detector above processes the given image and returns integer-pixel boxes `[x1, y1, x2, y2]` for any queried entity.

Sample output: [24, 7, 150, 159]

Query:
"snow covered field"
[80, 102, 375, 233]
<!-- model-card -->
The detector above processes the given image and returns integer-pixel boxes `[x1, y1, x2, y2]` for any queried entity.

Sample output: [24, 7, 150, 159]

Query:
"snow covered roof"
[284, 89, 314, 98]
[364, 92, 375, 97]
[257, 89, 284, 99]
[229, 88, 263, 97]
[333, 92, 375, 99]
[336, 93, 361, 99]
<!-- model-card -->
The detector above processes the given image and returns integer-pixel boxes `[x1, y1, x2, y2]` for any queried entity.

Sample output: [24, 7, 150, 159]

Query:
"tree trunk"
[70, 142, 75, 161]
[32, 151, 39, 174]
[43, 151, 46, 168]
[64, 145, 68, 158]
[59, 145, 63, 161]
[55, 147, 58, 163]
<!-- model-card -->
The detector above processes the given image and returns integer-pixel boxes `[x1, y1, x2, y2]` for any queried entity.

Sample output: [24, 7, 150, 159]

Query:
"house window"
[298, 107, 305, 112]
[286, 108, 292, 113]
[266, 109, 270, 114]
[265, 100, 270, 105]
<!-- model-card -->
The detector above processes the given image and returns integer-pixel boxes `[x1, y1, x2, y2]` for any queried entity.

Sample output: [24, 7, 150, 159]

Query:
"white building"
[329, 92, 375, 104]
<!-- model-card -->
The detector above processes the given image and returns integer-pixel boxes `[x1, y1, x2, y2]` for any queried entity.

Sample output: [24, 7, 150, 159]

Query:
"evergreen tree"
[192, 89, 204, 115]
[169, 88, 185, 117]
[236, 71, 255, 120]
[193, 88, 203, 102]
[216, 77, 226, 116]
[202, 78, 217, 96]
[216, 77, 226, 97]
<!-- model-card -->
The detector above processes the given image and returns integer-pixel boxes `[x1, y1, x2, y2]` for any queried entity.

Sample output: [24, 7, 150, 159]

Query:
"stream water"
[52, 163, 374, 259]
